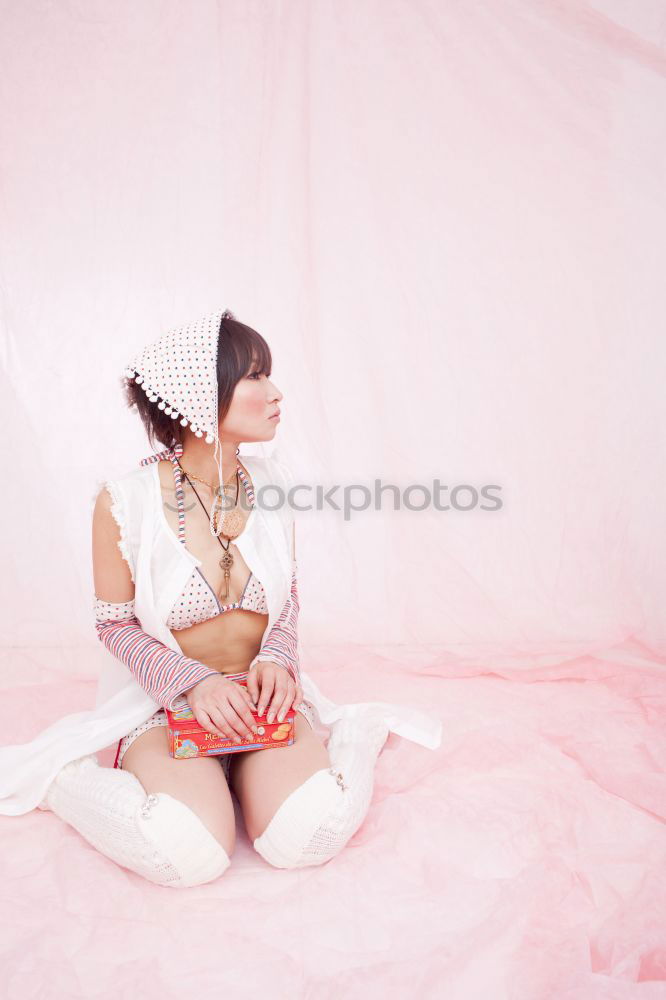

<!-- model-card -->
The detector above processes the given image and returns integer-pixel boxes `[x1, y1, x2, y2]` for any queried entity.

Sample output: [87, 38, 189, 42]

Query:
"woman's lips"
[268, 413, 280, 420]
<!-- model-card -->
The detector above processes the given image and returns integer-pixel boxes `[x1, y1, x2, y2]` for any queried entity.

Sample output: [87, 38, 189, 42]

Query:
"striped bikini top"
[144, 443, 268, 631]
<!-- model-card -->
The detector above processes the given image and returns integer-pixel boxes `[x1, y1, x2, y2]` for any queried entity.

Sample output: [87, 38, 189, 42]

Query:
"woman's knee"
[252, 767, 355, 869]
[145, 779, 237, 861]
[232, 715, 331, 842]
[137, 789, 235, 887]
[121, 727, 237, 860]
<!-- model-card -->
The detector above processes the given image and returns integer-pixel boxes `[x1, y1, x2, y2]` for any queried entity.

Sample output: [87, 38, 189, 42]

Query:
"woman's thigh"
[229, 714, 331, 842]
[121, 725, 236, 855]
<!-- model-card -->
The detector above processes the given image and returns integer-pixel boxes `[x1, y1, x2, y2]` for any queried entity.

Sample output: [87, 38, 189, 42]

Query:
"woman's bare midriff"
[169, 609, 268, 675]
[157, 459, 268, 676]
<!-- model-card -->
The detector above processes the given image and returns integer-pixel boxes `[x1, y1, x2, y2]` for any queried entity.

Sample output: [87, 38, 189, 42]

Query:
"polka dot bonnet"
[123, 307, 229, 490]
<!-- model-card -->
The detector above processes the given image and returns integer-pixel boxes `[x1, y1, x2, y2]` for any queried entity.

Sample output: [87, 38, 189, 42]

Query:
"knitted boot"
[39, 754, 231, 887]
[253, 705, 390, 868]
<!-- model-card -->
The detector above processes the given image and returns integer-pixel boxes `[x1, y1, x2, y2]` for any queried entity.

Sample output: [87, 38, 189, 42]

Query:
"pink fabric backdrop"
[1, 0, 665, 996]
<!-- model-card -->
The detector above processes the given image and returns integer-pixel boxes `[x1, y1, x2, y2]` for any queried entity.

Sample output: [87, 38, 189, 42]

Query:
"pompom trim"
[128, 371, 216, 437]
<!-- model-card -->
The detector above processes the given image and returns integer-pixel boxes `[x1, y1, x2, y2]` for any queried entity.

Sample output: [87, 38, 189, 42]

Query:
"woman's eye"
[248, 371, 269, 380]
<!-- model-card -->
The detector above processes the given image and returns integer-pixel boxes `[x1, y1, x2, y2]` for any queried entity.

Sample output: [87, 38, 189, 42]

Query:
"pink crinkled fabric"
[1, 636, 664, 998]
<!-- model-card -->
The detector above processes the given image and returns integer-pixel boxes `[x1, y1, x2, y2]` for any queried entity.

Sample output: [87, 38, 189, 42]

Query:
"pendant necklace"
[177, 461, 245, 602]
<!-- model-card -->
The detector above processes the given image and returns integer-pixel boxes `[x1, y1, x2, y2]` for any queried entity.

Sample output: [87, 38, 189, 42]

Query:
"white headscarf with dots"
[124, 307, 230, 506]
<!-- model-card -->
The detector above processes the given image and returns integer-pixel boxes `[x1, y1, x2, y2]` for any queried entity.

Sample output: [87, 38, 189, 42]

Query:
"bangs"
[216, 311, 273, 416]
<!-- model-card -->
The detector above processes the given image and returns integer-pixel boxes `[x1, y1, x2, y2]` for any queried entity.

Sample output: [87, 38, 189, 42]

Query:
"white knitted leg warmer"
[253, 705, 390, 868]
[38, 754, 231, 887]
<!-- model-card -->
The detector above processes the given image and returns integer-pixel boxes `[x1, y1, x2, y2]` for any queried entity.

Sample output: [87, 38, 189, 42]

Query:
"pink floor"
[1, 636, 665, 999]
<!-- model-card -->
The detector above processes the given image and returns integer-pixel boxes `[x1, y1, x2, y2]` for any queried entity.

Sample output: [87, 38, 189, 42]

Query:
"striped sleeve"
[248, 559, 300, 684]
[93, 597, 219, 709]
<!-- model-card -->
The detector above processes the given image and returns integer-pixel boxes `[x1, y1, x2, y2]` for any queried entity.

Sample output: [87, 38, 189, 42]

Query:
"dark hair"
[122, 308, 272, 451]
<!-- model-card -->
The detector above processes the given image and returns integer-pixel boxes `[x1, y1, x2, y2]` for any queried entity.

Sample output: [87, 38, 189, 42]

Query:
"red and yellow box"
[164, 680, 295, 760]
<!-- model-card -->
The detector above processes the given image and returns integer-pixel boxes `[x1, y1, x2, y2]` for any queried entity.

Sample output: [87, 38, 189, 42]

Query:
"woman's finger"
[192, 708, 211, 733]
[216, 705, 246, 743]
[274, 682, 296, 724]
[257, 672, 275, 718]
[229, 688, 259, 739]
[245, 669, 260, 705]
[266, 673, 289, 724]
[240, 685, 258, 713]
[210, 702, 240, 740]
[197, 706, 228, 739]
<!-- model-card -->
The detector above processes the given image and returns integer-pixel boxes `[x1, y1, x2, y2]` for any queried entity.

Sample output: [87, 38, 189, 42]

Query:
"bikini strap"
[143, 441, 253, 547]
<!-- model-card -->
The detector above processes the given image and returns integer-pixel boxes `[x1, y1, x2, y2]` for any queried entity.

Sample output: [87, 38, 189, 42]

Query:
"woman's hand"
[246, 661, 303, 725]
[185, 674, 259, 744]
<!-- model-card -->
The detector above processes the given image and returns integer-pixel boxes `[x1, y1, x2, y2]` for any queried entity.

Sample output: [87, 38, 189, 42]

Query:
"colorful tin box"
[164, 680, 296, 760]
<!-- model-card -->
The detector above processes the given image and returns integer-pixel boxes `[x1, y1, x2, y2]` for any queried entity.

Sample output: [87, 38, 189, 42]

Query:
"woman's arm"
[247, 558, 301, 684]
[92, 486, 219, 708]
[247, 516, 300, 684]
[93, 600, 220, 709]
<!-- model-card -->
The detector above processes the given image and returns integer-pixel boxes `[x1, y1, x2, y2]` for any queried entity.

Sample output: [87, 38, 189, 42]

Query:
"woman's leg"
[232, 704, 390, 869]
[230, 711, 331, 842]
[121, 721, 236, 856]
[39, 720, 234, 888]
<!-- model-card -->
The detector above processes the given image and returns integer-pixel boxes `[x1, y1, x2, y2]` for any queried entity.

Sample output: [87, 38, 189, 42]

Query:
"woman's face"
[219, 362, 283, 443]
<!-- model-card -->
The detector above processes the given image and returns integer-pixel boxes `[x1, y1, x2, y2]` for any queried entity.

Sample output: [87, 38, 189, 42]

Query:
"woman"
[0, 307, 442, 887]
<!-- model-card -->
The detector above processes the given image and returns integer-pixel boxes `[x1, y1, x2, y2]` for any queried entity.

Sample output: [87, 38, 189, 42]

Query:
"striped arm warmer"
[93, 599, 219, 710]
[248, 560, 301, 685]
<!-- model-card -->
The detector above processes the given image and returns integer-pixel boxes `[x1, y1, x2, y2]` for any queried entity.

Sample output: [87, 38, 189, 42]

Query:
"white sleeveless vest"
[0, 455, 442, 815]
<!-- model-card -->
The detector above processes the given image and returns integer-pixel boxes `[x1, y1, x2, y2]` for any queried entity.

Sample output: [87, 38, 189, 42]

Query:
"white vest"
[0, 455, 441, 815]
